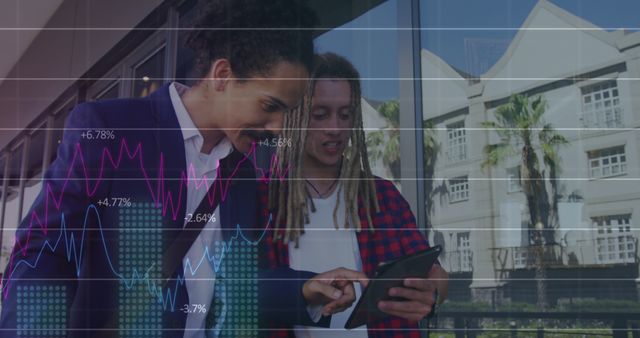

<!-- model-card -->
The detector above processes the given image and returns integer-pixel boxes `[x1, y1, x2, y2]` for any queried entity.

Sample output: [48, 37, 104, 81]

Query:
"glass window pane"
[132, 47, 166, 98]
[27, 128, 45, 179]
[2, 146, 22, 269]
[50, 100, 75, 164]
[0, 189, 19, 269]
[95, 82, 120, 101]
[419, 0, 640, 314]
[7, 146, 23, 187]
[175, 0, 199, 86]
[21, 181, 42, 220]
[315, 0, 401, 186]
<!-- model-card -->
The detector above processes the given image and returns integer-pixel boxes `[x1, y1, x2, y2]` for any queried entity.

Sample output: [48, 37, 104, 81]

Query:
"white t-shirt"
[288, 187, 368, 338]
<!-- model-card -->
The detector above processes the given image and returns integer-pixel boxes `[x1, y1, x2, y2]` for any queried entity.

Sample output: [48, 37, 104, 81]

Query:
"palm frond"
[481, 120, 513, 141]
[377, 100, 400, 128]
[366, 130, 385, 163]
[494, 99, 518, 127]
[540, 143, 560, 168]
[539, 123, 567, 143]
[530, 95, 547, 126]
[383, 134, 400, 165]
[482, 142, 514, 169]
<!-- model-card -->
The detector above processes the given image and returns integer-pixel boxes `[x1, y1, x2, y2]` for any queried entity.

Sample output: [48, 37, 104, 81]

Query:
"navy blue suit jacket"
[0, 84, 315, 337]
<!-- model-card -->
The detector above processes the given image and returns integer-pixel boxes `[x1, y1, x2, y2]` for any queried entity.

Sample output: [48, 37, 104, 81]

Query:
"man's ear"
[207, 58, 234, 91]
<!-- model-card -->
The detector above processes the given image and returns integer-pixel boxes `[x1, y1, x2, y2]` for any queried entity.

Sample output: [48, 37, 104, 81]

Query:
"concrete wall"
[0, 0, 163, 148]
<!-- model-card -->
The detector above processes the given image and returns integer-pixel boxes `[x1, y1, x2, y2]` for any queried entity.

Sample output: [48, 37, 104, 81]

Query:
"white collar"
[169, 82, 233, 157]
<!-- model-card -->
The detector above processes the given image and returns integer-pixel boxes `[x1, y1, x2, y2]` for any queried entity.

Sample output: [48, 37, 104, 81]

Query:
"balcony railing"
[493, 239, 638, 271]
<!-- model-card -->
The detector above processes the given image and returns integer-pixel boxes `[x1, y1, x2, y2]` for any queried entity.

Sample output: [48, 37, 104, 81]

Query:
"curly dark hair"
[185, 0, 317, 80]
[312, 52, 360, 81]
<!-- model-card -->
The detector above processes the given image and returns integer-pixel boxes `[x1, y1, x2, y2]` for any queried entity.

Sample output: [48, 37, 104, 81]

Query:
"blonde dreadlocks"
[268, 52, 380, 246]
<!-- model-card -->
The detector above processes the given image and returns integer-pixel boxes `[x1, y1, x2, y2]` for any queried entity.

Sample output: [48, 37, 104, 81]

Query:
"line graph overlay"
[4, 203, 272, 312]
[2, 135, 279, 313]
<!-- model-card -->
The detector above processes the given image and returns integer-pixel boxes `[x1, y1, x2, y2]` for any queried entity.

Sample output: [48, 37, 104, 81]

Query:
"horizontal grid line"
[4, 178, 639, 181]
[1, 228, 632, 231]
[4, 278, 635, 281]
[2, 77, 640, 81]
[0, 127, 637, 131]
[0, 27, 637, 31]
[0, 330, 637, 332]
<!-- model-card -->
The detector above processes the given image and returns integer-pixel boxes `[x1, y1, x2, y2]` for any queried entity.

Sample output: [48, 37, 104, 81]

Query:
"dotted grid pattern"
[118, 202, 163, 337]
[214, 239, 258, 337]
[16, 285, 67, 336]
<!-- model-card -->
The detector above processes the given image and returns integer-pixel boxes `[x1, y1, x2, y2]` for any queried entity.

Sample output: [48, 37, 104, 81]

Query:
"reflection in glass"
[7, 146, 23, 188]
[51, 104, 73, 164]
[95, 82, 120, 101]
[420, 0, 640, 328]
[176, 0, 198, 86]
[314, 0, 401, 186]
[2, 147, 22, 270]
[27, 128, 45, 179]
[132, 47, 166, 98]
[0, 190, 18, 270]
[21, 182, 42, 220]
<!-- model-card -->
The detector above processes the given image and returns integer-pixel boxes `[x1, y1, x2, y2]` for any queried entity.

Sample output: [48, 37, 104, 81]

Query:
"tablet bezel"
[344, 245, 442, 329]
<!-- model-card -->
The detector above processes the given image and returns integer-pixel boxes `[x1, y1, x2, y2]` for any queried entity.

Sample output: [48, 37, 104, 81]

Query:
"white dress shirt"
[169, 82, 233, 338]
[288, 187, 368, 338]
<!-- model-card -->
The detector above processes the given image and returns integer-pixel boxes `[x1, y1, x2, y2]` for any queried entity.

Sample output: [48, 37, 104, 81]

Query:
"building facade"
[422, 0, 640, 305]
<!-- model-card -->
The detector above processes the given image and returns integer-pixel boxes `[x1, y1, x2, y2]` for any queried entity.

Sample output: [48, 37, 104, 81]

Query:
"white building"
[422, 0, 640, 304]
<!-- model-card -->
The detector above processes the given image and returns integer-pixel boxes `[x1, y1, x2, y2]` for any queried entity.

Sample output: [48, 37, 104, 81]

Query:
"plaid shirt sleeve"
[360, 179, 428, 338]
[371, 178, 429, 252]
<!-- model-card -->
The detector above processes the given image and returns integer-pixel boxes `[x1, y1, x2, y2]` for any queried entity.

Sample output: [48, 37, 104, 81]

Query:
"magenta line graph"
[2, 136, 285, 311]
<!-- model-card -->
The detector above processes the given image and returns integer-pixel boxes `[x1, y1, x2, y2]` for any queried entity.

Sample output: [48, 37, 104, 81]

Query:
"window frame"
[449, 175, 470, 203]
[592, 214, 635, 264]
[580, 79, 623, 129]
[587, 145, 627, 179]
[87, 64, 126, 101]
[124, 28, 171, 98]
[446, 120, 467, 163]
[456, 231, 472, 272]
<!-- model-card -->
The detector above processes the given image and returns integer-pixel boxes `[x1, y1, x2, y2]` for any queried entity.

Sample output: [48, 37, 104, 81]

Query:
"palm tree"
[481, 94, 567, 310]
[422, 120, 444, 230]
[365, 100, 442, 228]
[366, 100, 401, 179]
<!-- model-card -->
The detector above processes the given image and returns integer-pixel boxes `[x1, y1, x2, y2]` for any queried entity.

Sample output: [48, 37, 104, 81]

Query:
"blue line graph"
[4, 204, 271, 312]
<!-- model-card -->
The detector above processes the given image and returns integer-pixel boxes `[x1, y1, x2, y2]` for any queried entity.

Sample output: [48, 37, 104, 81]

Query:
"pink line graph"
[2, 136, 288, 298]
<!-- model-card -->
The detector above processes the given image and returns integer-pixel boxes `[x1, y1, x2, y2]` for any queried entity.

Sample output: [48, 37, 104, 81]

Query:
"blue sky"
[314, 0, 640, 101]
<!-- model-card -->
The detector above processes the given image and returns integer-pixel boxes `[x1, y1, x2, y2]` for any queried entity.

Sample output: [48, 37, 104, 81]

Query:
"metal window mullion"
[166, 7, 179, 82]
[42, 116, 55, 173]
[17, 139, 30, 222]
[0, 155, 10, 253]
[397, 0, 425, 229]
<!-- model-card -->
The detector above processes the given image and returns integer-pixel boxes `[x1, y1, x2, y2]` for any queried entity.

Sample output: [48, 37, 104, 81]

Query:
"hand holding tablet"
[345, 245, 442, 329]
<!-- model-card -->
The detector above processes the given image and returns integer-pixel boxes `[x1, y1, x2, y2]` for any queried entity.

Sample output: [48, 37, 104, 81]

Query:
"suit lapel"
[148, 84, 188, 230]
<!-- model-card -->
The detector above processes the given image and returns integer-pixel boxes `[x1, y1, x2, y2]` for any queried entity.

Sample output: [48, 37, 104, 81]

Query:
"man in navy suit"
[0, 0, 366, 337]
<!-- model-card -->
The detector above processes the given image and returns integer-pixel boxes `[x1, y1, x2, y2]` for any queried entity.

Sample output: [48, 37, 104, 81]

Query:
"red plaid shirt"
[257, 177, 429, 338]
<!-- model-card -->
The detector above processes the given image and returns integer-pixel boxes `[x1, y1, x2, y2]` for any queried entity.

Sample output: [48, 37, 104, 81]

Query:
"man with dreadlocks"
[258, 52, 449, 338]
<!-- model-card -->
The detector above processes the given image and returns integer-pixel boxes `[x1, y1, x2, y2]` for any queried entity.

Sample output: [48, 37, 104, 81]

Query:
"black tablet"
[344, 245, 442, 329]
